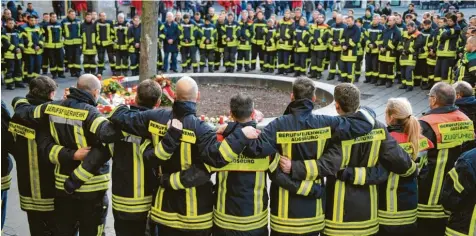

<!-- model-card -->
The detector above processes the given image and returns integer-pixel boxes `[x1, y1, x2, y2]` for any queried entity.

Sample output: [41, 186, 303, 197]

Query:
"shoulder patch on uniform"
[44, 104, 89, 121]
[276, 127, 331, 144]
[9, 122, 36, 139]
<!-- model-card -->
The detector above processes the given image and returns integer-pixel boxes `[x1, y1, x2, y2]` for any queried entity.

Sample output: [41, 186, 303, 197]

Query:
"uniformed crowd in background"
[1, 72, 475, 236]
[2, 2, 476, 91]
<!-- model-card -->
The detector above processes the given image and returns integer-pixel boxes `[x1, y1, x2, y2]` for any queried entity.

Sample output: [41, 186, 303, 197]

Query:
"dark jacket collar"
[130, 104, 151, 112]
[26, 94, 51, 106]
[456, 96, 476, 106]
[222, 120, 257, 137]
[283, 99, 314, 118]
[423, 105, 459, 116]
[172, 101, 196, 119]
[67, 87, 97, 106]
[387, 124, 404, 133]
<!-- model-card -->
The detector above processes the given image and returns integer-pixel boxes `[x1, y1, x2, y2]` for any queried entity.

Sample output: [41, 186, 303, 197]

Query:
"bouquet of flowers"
[154, 74, 176, 106]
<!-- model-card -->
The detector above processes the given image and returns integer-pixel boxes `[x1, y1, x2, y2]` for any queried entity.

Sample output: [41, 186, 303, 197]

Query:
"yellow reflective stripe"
[353, 167, 367, 185]
[370, 185, 378, 219]
[13, 98, 29, 110]
[55, 180, 109, 192]
[45, 104, 89, 121]
[1, 174, 12, 190]
[89, 116, 108, 134]
[112, 194, 152, 204]
[253, 172, 265, 215]
[28, 139, 41, 199]
[34, 104, 43, 118]
[139, 139, 150, 155]
[417, 204, 449, 219]
[181, 142, 197, 217]
[133, 142, 145, 198]
[217, 171, 228, 213]
[97, 224, 104, 236]
[268, 153, 280, 172]
[219, 140, 238, 162]
[304, 160, 319, 180]
[448, 168, 464, 193]
[401, 161, 417, 177]
[270, 214, 325, 234]
[368, 140, 381, 167]
[170, 172, 185, 190]
[333, 180, 346, 222]
[386, 172, 400, 212]
[150, 208, 213, 223]
[73, 165, 95, 182]
[278, 143, 292, 218]
[379, 208, 417, 218]
[429, 149, 449, 205]
[341, 144, 352, 168]
[108, 143, 114, 156]
[324, 223, 379, 235]
[317, 139, 326, 158]
[154, 142, 172, 160]
[214, 210, 268, 231]
[296, 180, 313, 196]
[56, 172, 109, 183]
[112, 202, 152, 213]
[49, 145, 63, 164]
[20, 202, 55, 212]
[49, 121, 60, 144]
[325, 217, 379, 228]
[445, 227, 469, 236]
[215, 208, 268, 224]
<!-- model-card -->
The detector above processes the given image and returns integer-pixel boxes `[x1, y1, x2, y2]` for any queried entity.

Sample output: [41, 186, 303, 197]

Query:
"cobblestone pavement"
[2, 5, 475, 235]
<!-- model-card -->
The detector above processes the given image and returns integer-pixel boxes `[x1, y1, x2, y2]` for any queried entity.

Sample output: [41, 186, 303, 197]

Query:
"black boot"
[214, 65, 219, 71]
[399, 84, 407, 89]
[370, 77, 377, 84]
[364, 76, 372, 83]
[245, 66, 250, 72]
[327, 73, 335, 80]
[294, 71, 300, 77]
[58, 73, 66, 78]
[316, 72, 322, 80]
[6, 84, 14, 90]
[405, 86, 413, 92]
[237, 66, 242, 72]
[310, 71, 317, 79]
[200, 67, 205, 73]
[182, 68, 188, 73]
[209, 67, 214, 73]
[376, 79, 385, 86]
[385, 80, 393, 88]
[15, 82, 26, 88]
[193, 68, 198, 73]
[421, 82, 433, 90]
[276, 69, 283, 75]
[414, 80, 421, 87]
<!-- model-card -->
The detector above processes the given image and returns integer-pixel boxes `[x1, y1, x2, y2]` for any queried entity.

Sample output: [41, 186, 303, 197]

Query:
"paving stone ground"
[2, 5, 475, 235]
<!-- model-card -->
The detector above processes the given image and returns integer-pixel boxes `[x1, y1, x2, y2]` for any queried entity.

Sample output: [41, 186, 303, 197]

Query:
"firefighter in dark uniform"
[328, 14, 346, 81]
[43, 12, 65, 80]
[113, 13, 129, 76]
[434, 14, 461, 84]
[2, 17, 25, 90]
[237, 11, 252, 72]
[355, 19, 365, 82]
[417, 82, 473, 236]
[455, 36, 476, 87]
[251, 11, 266, 72]
[62, 9, 82, 78]
[276, 10, 293, 75]
[440, 148, 476, 236]
[108, 76, 262, 236]
[179, 14, 198, 73]
[199, 16, 216, 73]
[192, 12, 204, 72]
[363, 15, 384, 84]
[293, 18, 310, 77]
[128, 15, 141, 76]
[309, 14, 329, 80]
[214, 14, 226, 71]
[9, 76, 86, 235]
[157, 19, 165, 72]
[20, 15, 43, 84]
[109, 80, 163, 236]
[241, 78, 378, 236]
[263, 18, 277, 73]
[81, 13, 97, 74]
[40, 13, 50, 75]
[223, 13, 239, 73]
[378, 15, 401, 88]
[14, 74, 124, 235]
[96, 12, 115, 75]
[339, 16, 361, 83]
[418, 20, 434, 90]
[398, 21, 425, 92]
[1, 101, 14, 230]
[361, 8, 373, 30]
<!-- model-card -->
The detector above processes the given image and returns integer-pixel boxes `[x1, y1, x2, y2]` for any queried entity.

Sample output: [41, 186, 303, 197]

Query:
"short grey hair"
[292, 78, 316, 100]
[452, 81, 474, 97]
[429, 82, 456, 106]
[117, 13, 125, 19]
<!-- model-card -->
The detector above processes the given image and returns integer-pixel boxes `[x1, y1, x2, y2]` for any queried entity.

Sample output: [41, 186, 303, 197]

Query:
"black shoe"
[59, 74, 66, 78]
[327, 74, 335, 80]
[200, 68, 205, 73]
[15, 82, 26, 88]
[396, 79, 402, 84]
[385, 81, 393, 88]
[276, 69, 283, 75]
[406, 86, 413, 92]
[316, 73, 322, 80]
[237, 67, 242, 72]
[363, 77, 371, 83]
[250, 66, 256, 71]
[182, 68, 188, 73]
[370, 78, 377, 84]
[42, 71, 48, 75]
[414, 80, 421, 86]
[53, 76, 59, 80]
[6, 84, 14, 90]
[376, 79, 385, 86]
[268, 69, 274, 73]
[193, 68, 198, 73]
[310, 72, 317, 79]
[209, 68, 214, 73]
[421, 82, 431, 90]
[399, 84, 407, 89]
[172, 69, 178, 73]
[214, 66, 219, 71]
[245, 67, 250, 72]
[294, 72, 300, 77]
[65, 68, 69, 73]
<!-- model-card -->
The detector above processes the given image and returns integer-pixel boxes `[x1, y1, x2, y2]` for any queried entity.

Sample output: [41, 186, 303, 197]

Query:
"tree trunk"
[139, 1, 158, 81]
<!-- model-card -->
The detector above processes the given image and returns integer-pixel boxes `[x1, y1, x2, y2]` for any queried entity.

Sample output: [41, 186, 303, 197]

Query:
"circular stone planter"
[122, 73, 337, 129]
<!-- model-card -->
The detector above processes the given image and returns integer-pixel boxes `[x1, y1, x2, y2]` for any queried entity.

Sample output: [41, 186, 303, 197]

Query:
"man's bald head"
[77, 74, 101, 93]
[429, 82, 456, 108]
[175, 76, 199, 102]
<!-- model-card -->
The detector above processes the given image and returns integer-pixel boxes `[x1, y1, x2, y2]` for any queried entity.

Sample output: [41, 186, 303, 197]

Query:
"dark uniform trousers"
[199, 49, 215, 72]
[114, 218, 147, 236]
[251, 43, 264, 70]
[223, 46, 237, 70]
[65, 45, 81, 75]
[310, 51, 326, 76]
[27, 211, 55, 236]
[97, 45, 115, 73]
[328, 51, 341, 77]
[237, 49, 250, 71]
[417, 218, 448, 236]
[294, 52, 307, 74]
[24, 54, 42, 83]
[157, 48, 164, 71]
[434, 57, 455, 83]
[83, 55, 97, 74]
[401, 65, 416, 86]
[48, 48, 65, 76]
[115, 49, 129, 75]
[365, 53, 379, 82]
[5, 59, 22, 85]
[42, 48, 49, 74]
[159, 225, 212, 236]
[55, 193, 108, 236]
[129, 52, 139, 75]
[277, 50, 292, 73]
[180, 46, 198, 71]
[379, 61, 395, 82]
[415, 58, 427, 83]
[214, 47, 224, 70]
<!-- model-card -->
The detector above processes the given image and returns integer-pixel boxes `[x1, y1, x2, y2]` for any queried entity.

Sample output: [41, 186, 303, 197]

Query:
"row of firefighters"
[1, 74, 475, 236]
[3, 10, 476, 90]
